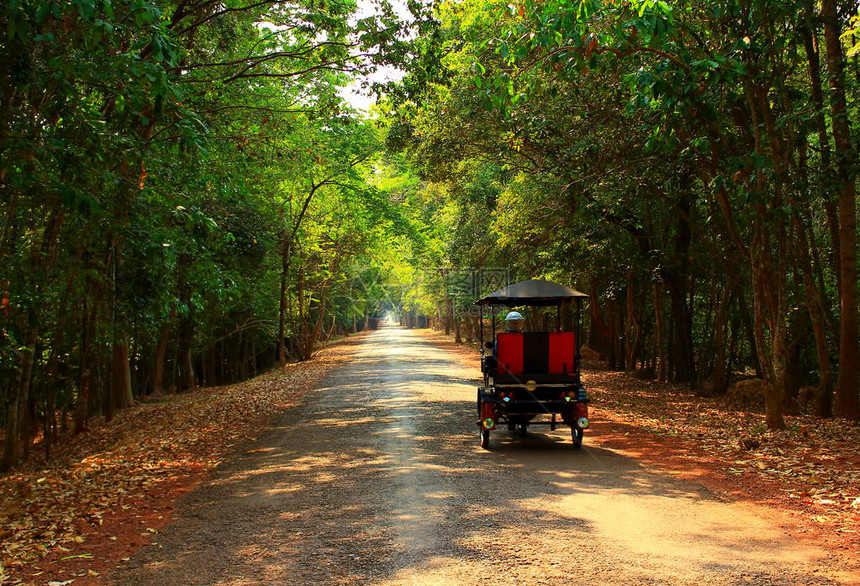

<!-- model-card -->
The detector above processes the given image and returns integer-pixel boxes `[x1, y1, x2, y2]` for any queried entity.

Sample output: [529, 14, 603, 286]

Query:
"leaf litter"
[0, 334, 366, 585]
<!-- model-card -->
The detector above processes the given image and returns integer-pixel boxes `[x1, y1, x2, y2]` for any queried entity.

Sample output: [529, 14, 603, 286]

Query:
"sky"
[339, 0, 412, 113]
[340, 64, 405, 113]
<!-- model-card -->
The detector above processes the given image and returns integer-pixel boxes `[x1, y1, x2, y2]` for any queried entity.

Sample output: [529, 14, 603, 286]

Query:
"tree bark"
[711, 285, 731, 395]
[277, 238, 291, 367]
[177, 318, 197, 391]
[801, 1, 841, 283]
[445, 294, 452, 336]
[663, 273, 696, 384]
[606, 297, 620, 370]
[800, 236, 835, 418]
[74, 290, 99, 435]
[659, 189, 696, 385]
[2, 210, 63, 469]
[794, 143, 835, 417]
[151, 305, 176, 396]
[110, 335, 134, 417]
[625, 271, 642, 372]
[2, 328, 38, 471]
[654, 283, 667, 382]
[821, 0, 860, 420]
[588, 279, 612, 360]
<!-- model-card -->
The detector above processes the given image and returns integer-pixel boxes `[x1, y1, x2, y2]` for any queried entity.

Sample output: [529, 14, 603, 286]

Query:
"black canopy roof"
[475, 279, 589, 307]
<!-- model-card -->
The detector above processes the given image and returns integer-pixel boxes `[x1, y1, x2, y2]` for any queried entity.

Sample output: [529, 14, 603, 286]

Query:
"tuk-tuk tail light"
[577, 417, 590, 429]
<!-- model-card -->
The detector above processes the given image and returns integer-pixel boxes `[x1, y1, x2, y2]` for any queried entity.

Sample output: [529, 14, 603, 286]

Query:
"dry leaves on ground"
[584, 367, 860, 545]
[0, 334, 366, 584]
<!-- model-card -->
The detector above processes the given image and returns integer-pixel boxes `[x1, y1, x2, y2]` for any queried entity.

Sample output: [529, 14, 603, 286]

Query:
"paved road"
[110, 327, 844, 585]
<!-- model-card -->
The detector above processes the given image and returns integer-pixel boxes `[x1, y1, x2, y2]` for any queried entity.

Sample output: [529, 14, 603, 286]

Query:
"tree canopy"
[380, 0, 860, 428]
[1, 0, 859, 470]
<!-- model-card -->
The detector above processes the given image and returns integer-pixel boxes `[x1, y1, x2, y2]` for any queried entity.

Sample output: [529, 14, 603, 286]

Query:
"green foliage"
[0, 0, 421, 467]
[379, 0, 856, 425]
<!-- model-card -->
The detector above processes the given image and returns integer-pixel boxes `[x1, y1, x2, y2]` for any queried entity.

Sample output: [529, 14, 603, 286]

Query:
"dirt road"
[109, 327, 847, 585]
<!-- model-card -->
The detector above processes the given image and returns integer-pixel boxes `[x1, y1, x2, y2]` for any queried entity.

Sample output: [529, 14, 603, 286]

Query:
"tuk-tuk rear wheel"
[572, 427, 583, 449]
[480, 428, 490, 449]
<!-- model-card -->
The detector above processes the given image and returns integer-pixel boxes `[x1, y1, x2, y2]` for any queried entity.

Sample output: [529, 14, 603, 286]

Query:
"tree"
[821, 0, 860, 420]
[0, 0, 417, 469]
[382, 0, 858, 428]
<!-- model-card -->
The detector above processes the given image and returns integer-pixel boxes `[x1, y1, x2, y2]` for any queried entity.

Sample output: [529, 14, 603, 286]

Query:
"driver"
[504, 311, 524, 332]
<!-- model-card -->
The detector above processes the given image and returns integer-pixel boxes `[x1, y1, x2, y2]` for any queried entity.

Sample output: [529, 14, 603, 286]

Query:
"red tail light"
[577, 402, 589, 419]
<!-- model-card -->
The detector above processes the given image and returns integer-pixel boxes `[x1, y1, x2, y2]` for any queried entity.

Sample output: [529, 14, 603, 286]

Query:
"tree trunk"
[110, 335, 134, 413]
[654, 283, 667, 382]
[749, 209, 788, 430]
[277, 239, 291, 367]
[445, 296, 452, 336]
[664, 274, 696, 384]
[784, 309, 807, 415]
[151, 305, 176, 396]
[302, 291, 329, 360]
[606, 297, 620, 370]
[794, 154, 835, 417]
[74, 292, 98, 435]
[180, 345, 196, 391]
[463, 312, 474, 343]
[711, 285, 731, 395]
[745, 71, 794, 430]
[588, 279, 612, 360]
[561, 299, 573, 333]
[2, 328, 38, 471]
[801, 1, 842, 284]
[177, 318, 196, 391]
[2, 210, 63, 469]
[822, 0, 860, 420]
[624, 271, 642, 373]
[660, 190, 696, 385]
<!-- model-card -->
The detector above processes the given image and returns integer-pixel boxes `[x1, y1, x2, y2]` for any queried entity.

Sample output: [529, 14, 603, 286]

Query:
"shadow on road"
[109, 328, 839, 586]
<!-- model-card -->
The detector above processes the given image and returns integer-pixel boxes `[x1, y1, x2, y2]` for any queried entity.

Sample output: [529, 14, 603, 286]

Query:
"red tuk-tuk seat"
[495, 332, 523, 375]
[548, 332, 576, 374]
[495, 331, 577, 377]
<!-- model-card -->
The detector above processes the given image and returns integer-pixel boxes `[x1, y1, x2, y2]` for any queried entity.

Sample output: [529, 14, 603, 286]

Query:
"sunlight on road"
[111, 327, 845, 586]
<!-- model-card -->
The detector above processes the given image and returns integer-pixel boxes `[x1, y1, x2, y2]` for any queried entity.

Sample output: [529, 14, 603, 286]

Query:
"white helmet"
[504, 311, 524, 332]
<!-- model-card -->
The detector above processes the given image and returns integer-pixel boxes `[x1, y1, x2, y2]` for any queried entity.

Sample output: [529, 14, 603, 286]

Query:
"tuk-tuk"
[475, 279, 590, 449]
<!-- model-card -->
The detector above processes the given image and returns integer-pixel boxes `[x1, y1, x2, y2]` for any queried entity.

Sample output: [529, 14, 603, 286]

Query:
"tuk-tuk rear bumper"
[477, 385, 589, 429]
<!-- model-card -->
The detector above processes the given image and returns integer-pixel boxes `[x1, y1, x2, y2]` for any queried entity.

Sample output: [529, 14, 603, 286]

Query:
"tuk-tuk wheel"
[572, 427, 583, 449]
[480, 428, 490, 449]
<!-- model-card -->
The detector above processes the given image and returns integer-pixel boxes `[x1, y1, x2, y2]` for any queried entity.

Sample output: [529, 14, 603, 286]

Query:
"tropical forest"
[1, 0, 859, 583]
